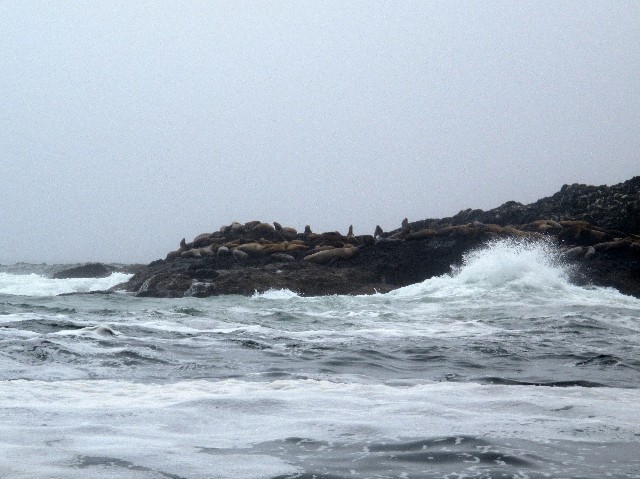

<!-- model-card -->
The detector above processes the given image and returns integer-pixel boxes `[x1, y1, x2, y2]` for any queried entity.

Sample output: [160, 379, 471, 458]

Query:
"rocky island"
[115, 177, 640, 298]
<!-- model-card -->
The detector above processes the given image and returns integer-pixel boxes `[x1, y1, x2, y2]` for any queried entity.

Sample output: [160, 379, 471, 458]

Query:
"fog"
[1, 1, 638, 263]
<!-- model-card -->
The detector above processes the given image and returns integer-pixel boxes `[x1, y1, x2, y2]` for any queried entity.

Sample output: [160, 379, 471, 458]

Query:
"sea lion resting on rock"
[192, 233, 212, 248]
[236, 242, 265, 254]
[390, 218, 412, 239]
[271, 253, 296, 262]
[232, 249, 249, 260]
[274, 222, 298, 239]
[166, 250, 182, 260]
[304, 245, 358, 264]
[181, 249, 202, 258]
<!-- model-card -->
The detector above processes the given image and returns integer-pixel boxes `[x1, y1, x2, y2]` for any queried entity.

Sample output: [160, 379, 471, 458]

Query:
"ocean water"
[1, 240, 639, 478]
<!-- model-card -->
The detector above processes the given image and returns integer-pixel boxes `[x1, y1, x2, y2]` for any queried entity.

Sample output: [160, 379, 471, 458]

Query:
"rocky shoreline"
[112, 177, 640, 299]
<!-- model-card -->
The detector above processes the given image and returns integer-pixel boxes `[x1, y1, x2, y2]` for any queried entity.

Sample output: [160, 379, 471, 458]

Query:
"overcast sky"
[1, 1, 638, 264]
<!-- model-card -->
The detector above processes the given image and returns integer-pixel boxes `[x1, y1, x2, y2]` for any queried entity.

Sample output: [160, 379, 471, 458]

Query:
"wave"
[389, 238, 638, 305]
[0, 272, 132, 297]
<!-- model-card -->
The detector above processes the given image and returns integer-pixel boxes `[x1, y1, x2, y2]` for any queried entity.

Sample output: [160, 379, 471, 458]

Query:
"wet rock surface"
[115, 177, 640, 298]
[53, 263, 144, 279]
[53, 263, 116, 279]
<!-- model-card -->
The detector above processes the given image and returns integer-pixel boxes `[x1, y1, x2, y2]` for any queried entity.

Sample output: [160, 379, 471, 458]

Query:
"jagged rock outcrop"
[114, 177, 640, 298]
[406, 176, 640, 236]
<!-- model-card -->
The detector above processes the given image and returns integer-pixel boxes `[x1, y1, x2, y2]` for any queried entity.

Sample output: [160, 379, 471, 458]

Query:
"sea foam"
[0, 272, 132, 296]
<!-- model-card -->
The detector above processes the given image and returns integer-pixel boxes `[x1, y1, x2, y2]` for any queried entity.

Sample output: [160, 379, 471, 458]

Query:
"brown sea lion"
[281, 226, 297, 239]
[236, 243, 266, 254]
[304, 245, 358, 264]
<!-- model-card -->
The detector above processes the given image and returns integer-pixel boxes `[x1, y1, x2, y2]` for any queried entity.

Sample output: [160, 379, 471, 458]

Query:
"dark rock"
[53, 263, 115, 279]
[191, 269, 219, 280]
[136, 273, 192, 298]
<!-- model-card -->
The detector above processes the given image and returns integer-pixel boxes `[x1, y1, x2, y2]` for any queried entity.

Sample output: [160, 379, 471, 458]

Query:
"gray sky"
[1, 1, 638, 264]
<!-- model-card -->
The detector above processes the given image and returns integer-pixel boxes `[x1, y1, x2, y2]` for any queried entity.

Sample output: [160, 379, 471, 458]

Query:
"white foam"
[455, 238, 568, 290]
[388, 238, 640, 306]
[0, 378, 638, 478]
[54, 325, 120, 338]
[252, 288, 301, 300]
[0, 272, 132, 296]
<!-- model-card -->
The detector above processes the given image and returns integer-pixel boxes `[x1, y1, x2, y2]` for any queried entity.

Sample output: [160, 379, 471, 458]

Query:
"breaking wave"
[0, 272, 132, 296]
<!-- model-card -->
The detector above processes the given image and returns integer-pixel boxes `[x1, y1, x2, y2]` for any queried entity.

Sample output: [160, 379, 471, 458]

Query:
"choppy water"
[1, 240, 639, 478]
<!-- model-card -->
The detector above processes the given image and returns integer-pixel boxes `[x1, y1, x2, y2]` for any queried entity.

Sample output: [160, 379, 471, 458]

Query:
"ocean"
[1, 239, 639, 478]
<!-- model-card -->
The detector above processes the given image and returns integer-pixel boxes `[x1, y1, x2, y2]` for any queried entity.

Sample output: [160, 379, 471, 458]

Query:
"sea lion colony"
[166, 218, 639, 265]
[114, 177, 640, 298]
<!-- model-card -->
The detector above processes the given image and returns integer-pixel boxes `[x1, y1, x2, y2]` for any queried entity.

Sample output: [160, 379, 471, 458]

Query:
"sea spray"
[454, 238, 569, 291]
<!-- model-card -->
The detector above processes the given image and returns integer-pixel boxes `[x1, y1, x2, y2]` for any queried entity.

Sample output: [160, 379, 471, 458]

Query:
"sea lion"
[273, 221, 283, 232]
[193, 233, 210, 243]
[232, 249, 249, 260]
[562, 246, 585, 259]
[166, 250, 181, 260]
[374, 225, 383, 238]
[181, 248, 202, 258]
[264, 242, 288, 254]
[390, 218, 412, 239]
[406, 228, 437, 241]
[217, 245, 231, 256]
[347, 225, 354, 237]
[236, 242, 265, 254]
[251, 222, 276, 239]
[230, 222, 244, 233]
[304, 245, 358, 264]
[281, 226, 297, 239]
[313, 232, 346, 247]
[311, 245, 336, 252]
[193, 233, 212, 248]
[179, 238, 187, 250]
[271, 253, 296, 262]
[244, 220, 261, 230]
[304, 225, 312, 235]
